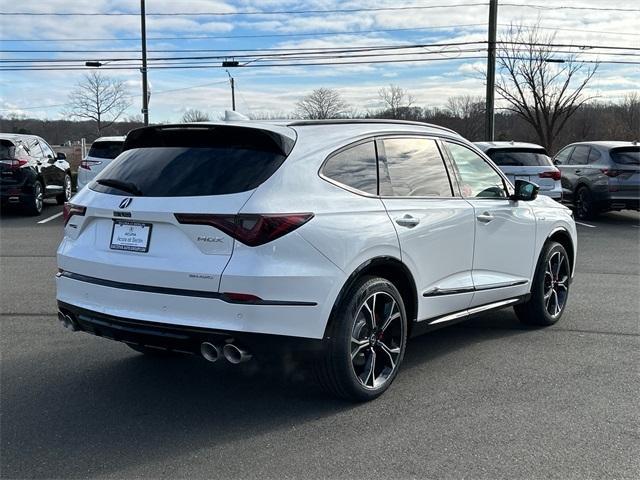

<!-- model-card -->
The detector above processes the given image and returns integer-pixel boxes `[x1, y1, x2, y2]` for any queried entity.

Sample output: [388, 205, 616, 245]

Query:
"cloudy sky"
[0, 0, 638, 122]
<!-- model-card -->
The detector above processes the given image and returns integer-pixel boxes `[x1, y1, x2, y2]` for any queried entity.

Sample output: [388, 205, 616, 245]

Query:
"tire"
[575, 186, 596, 220]
[56, 173, 72, 205]
[316, 276, 407, 401]
[127, 344, 182, 356]
[24, 180, 44, 216]
[514, 241, 571, 326]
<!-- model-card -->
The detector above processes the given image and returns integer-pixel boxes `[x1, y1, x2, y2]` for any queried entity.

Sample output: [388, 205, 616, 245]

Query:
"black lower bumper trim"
[57, 301, 323, 355]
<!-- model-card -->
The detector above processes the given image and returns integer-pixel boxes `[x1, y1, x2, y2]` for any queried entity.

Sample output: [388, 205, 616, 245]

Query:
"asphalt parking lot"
[1, 201, 639, 479]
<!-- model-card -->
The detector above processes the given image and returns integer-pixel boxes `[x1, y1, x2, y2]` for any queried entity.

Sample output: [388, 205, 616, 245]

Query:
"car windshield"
[610, 147, 640, 165]
[486, 148, 551, 167]
[88, 141, 124, 159]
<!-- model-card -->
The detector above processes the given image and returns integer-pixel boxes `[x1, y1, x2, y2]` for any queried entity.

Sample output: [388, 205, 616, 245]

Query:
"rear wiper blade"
[96, 178, 143, 196]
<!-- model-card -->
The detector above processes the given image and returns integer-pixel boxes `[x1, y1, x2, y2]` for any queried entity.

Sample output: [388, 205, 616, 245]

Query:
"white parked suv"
[57, 120, 577, 401]
[76, 136, 125, 191]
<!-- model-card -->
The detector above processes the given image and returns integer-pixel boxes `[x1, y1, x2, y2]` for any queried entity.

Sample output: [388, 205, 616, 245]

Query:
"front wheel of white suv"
[316, 276, 407, 401]
[514, 241, 571, 326]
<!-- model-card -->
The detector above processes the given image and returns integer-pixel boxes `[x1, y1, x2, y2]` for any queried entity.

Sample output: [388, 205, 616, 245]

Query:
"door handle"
[395, 214, 420, 228]
[476, 212, 494, 223]
[574, 169, 582, 174]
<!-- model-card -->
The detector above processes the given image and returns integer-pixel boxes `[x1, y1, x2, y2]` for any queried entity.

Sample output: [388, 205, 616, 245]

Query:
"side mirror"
[56, 152, 67, 160]
[511, 179, 539, 201]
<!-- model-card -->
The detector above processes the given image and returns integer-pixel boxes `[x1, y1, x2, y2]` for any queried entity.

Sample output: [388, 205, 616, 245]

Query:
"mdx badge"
[197, 236, 223, 243]
[119, 198, 133, 209]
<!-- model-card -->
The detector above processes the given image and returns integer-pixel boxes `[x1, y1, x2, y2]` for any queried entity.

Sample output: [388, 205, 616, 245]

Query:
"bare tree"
[65, 71, 131, 136]
[445, 95, 485, 140]
[617, 92, 640, 138]
[495, 22, 598, 152]
[181, 109, 211, 122]
[295, 88, 349, 119]
[378, 84, 415, 119]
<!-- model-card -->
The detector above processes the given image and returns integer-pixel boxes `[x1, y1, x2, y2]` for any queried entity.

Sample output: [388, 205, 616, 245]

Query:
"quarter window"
[382, 138, 452, 197]
[446, 142, 507, 199]
[569, 145, 590, 165]
[322, 141, 378, 195]
[588, 147, 601, 164]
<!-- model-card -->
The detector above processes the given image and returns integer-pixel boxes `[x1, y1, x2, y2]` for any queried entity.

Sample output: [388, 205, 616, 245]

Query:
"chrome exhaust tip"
[200, 342, 222, 363]
[222, 343, 252, 364]
[58, 311, 78, 331]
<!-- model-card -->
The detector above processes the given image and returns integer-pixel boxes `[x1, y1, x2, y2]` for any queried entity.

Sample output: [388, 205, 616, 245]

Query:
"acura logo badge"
[119, 198, 133, 209]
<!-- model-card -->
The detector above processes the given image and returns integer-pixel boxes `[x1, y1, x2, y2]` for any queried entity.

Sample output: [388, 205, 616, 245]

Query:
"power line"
[0, 3, 490, 16]
[500, 3, 640, 12]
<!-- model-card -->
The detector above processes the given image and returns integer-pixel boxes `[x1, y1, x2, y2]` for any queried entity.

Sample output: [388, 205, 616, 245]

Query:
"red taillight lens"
[0, 159, 28, 169]
[63, 202, 86, 226]
[601, 168, 621, 177]
[175, 213, 314, 247]
[80, 160, 102, 170]
[538, 169, 561, 181]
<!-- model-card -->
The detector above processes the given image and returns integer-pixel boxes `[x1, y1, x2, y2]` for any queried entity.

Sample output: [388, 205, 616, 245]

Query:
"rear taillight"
[0, 159, 28, 169]
[63, 202, 86, 226]
[175, 213, 314, 247]
[538, 169, 561, 181]
[601, 168, 621, 177]
[80, 160, 102, 170]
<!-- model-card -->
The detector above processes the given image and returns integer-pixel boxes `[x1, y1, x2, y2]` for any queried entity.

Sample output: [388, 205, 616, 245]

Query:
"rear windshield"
[0, 140, 15, 159]
[611, 147, 640, 165]
[90, 128, 290, 198]
[486, 148, 551, 167]
[88, 141, 124, 159]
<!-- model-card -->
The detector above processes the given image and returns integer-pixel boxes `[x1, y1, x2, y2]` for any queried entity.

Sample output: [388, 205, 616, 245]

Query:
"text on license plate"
[110, 221, 152, 252]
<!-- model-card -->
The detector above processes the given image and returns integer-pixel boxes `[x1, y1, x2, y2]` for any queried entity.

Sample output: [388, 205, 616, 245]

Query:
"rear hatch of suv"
[609, 146, 640, 197]
[485, 147, 560, 190]
[0, 138, 29, 188]
[59, 124, 296, 291]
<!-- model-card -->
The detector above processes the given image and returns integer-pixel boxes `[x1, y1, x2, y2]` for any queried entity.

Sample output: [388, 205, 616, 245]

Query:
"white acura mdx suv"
[57, 120, 577, 401]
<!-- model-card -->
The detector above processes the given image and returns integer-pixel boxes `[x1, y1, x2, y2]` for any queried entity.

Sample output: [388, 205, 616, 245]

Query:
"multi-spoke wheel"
[515, 241, 571, 326]
[24, 180, 44, 215]
[316, 276, 407, 401]
[57, 173, 72, 205]
[575, 186, 596, 220]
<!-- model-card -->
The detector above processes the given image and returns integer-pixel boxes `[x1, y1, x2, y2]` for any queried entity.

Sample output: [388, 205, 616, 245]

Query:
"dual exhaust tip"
[201, 342, 252, 364]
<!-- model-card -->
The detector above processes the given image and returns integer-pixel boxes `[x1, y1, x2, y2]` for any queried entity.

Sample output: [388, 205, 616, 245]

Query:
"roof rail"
[286, 118, 458, 135]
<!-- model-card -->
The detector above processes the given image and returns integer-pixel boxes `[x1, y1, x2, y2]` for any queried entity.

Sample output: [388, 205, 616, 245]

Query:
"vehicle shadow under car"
[1, 310, 530, 479]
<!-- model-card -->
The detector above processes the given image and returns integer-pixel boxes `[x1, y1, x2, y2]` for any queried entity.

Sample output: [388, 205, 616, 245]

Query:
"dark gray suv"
[553, 141, 639, 219]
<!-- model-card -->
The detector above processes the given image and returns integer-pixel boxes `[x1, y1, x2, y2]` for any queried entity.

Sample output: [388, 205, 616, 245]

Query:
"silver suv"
[553, 141, 639, 219]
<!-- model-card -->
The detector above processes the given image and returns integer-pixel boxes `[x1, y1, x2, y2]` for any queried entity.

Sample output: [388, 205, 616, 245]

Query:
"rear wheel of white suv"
[317, 276, 407, 401]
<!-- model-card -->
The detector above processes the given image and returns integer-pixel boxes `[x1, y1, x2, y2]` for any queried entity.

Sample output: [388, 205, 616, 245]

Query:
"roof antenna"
[224, 110, 249, 121]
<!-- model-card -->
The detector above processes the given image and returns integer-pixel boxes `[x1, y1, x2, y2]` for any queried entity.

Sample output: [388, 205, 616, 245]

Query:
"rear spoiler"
[123, 124, 296, 157]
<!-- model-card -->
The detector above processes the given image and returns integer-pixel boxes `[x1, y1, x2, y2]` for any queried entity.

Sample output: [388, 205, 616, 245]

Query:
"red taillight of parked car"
[538, 169, 561, 181]
[63, 202, 86, 226]
[79, 160, 102, 170]
[175, 213, 314, 247]
[0, 159, 28, 169]
[600, 168, 621, 177]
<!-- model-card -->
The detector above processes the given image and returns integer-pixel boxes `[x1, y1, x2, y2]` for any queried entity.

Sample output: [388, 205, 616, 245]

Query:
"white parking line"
[575, 221, 596, 228]
[37, 212, 63, 224]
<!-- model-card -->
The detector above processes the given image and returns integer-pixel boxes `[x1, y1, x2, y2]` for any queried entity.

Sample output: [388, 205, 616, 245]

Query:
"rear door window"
[382, 137, 453, 197]
[29, 141, 44, 158]
[91, 127, 291, 197]
[88, 141, 124, 159]
[322, 141, 378, 195]
[611, 147, 640, 165]
[588, 148, 602, 164]
[554, 146, 574, 165]
[569, 145, 590, 165]
[486, 149, 551, 166]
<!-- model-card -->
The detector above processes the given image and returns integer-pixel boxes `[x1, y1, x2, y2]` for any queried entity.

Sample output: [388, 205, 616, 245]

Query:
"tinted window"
[554, 147, 573, 165]
[383, 138, 452, 197]
[569, 145, 590, 165]
[447, 142, 507, 198]
[486, 149, 551, 167]
[88, 141, 124, 159]
[40, 140, 55, 158]
[29, 141, 44, 158]
[588, 148, 601, 164]
[322, 141, 377, 195]
[91, 146, 287, 197]
[611, 147, 640, 165]
[0, 140, 15, 159]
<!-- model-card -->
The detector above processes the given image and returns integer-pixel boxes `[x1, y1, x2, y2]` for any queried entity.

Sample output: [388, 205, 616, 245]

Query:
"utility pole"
[226, 70, 236, 111]
[140, 0, 149, 125]
[485, 0, 498, 140]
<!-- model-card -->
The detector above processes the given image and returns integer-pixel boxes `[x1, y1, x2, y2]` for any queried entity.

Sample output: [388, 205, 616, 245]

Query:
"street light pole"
[485, 0, 498, 141]
[226, 69, 236, 111]
[140, 0, 149, 125]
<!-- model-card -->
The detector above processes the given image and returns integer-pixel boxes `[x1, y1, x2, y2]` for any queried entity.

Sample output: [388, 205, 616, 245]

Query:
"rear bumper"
[58, 301, 323, 355]
[606, 197, 640, 211]
[56, 272, 331, 340]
